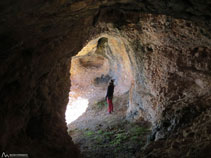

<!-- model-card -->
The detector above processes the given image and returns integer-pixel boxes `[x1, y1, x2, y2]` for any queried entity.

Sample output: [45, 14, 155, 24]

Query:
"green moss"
[72, 121, 151, 157]
[99, 100, 107, 107]
[93, 100, 107, 110]
[130, 126, 149, 136]
[110, 133, 129, 146]
[97, 129, 103, 134]
[84, 131, 95, 137]
[130, 135, 139, 141]
[95, 135, 103, 142]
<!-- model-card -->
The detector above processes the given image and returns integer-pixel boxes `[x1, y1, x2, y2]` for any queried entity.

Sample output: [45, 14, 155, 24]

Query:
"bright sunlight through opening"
[65, 97, 89, 124]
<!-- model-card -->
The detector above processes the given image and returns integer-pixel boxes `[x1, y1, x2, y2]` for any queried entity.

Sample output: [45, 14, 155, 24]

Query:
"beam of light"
[65, 97, 89, 124]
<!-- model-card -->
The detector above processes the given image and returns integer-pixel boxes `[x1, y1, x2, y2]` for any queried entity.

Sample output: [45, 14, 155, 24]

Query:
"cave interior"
[0, 0, 211, 158]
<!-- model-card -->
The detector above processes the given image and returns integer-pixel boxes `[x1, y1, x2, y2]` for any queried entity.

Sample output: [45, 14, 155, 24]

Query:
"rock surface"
[0, 0, 211, 158]
[69, 35, 133, 104]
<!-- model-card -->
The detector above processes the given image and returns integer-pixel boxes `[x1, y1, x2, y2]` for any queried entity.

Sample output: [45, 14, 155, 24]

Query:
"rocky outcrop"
[0, 0, 211, 158]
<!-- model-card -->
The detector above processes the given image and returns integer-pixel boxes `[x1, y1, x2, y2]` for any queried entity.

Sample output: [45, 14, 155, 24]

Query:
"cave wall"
[118, 13, 211, 157]
[0, 0, 211, 157]
[123, 14, 211, 123]
[0, 5, 93, 157]
[90, 9, 211, 124]
[69, 35, 133, 104]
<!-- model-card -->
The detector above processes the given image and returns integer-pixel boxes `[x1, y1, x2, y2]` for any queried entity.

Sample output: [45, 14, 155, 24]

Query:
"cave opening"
[1, 0, 211, 156]
[64, 34, 152, 157]
[65, 34, 134, 127]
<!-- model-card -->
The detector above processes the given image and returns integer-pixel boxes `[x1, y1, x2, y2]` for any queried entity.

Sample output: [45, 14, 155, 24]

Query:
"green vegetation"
[84, 130, 95, 137]
[96, 100, 107, 110]
[129, 126, 149, 136]
[110, 132, 128, 146]
[77, 122, 151, 157]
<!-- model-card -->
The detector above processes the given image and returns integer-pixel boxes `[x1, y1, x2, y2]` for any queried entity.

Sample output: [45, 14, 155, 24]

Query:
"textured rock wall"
[89, 10, 211, 157]
[0, 0, 211, 157]
[69, 35, 133, 104]
[123, 14, 211, 123]
[0, 6, 93, 157]
[119, 14, 211, 157]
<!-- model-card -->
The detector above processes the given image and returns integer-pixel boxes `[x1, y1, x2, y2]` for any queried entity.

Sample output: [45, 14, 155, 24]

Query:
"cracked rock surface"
[0, 0, 211, 158]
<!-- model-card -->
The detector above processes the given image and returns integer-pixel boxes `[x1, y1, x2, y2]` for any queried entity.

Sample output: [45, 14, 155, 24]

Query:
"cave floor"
[68, 94, 151, 158]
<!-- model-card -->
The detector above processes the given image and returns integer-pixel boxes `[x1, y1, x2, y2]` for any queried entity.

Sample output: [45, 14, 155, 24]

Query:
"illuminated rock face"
[0, 0, 211, 158]
[69, 35, 133, 103]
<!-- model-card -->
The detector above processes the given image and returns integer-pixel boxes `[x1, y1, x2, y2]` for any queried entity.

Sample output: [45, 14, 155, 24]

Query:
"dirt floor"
[68, 93, 151, 158]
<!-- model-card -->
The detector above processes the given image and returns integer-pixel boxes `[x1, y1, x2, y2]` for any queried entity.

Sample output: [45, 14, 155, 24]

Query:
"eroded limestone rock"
[0, 0, 211, 157]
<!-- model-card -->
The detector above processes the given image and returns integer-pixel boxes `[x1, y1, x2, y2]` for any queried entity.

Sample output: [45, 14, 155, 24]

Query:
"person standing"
[106, 80, 115, 114]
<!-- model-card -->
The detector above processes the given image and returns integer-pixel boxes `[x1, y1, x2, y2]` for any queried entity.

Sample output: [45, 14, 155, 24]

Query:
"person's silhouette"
[106, 80, 115, 114]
